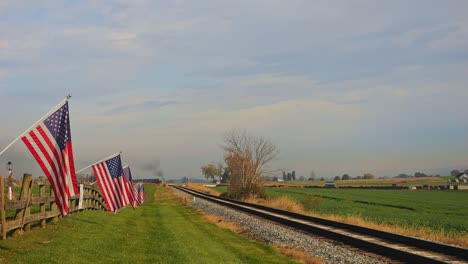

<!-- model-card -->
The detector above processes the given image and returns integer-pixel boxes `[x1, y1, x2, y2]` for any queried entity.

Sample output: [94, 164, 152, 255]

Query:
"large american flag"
[123, 165, 138, 208]
[92, 154, 130, 212]
[21, 100, 78, 216]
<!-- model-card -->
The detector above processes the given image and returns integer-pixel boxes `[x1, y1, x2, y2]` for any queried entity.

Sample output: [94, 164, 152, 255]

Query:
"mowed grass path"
[0, 185, 297, 264]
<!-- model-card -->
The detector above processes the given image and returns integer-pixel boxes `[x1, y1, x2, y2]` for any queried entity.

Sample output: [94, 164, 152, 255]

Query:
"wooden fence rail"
[0, 174, 106, 240]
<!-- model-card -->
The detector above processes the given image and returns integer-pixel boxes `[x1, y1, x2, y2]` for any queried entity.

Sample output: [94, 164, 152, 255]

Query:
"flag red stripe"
[37, 126, 70, 197]
[27, 130, 68, 213]
[21, 136, 67, 215]
[113, 177, 124, 208]
[29, 130, 68, 207]
[94, 163, 116, 212]
[66, 141, 79, 194]
[92, 165, 113, 212]
[119, 177, 130, 206]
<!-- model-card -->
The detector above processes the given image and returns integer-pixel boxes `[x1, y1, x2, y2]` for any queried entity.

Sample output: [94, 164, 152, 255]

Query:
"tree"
[201, 163, 219, 181]
[414, 172, 426, 178]
[216, 161, 224, 182]
[451, 169, 460, 177]
[222, 130, 278, 199]
[341, 174, 351, 180]
[334, 176, 340, 181]
[221, 167, 231, 182]
[363, 173, 375, 179]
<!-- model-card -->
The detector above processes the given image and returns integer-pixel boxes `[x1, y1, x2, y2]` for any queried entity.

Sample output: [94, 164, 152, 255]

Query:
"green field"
[0, 185, 298, 264]
[269, 188, 468, 235]
[214, 186, 468, 235]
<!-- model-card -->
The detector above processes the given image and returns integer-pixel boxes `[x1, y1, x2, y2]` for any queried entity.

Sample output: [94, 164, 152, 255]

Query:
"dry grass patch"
[245, 196, 308, 215]
[186, 183, 221, 196]
[200, 213, 242, 234]
[154, 185, 185, 205]
[275, 246, 322, 264]
[324, 214, 468, 248]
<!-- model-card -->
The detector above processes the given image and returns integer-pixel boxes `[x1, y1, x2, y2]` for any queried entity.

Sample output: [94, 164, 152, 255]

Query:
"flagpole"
[0, 95, 71, 157]
[76, 151, 122, 174]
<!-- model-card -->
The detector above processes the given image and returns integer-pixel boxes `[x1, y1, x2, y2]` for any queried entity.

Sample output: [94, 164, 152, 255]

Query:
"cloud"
[428, 20, 468, 51]
[109, 100, 178, 113]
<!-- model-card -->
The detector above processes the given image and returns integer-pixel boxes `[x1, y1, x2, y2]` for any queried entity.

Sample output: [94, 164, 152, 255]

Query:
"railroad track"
[173, 186, 468, 264]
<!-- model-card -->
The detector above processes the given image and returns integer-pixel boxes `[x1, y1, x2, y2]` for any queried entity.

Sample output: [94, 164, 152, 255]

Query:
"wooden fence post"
[1, 176, 6, 240]
[39, 177, 46, 228]
[13, 174, 33, 236]
[49, 184, 58, 224]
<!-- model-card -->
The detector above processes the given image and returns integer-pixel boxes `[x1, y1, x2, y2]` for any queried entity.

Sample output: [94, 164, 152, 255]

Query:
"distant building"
[448, 173, 468, 190]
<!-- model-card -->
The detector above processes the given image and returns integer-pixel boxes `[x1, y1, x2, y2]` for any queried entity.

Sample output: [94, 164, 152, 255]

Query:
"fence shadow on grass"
[0, 174, 106, 240]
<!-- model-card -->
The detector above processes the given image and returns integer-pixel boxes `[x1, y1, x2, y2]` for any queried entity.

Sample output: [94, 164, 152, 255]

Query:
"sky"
[0, 0, 467, 180]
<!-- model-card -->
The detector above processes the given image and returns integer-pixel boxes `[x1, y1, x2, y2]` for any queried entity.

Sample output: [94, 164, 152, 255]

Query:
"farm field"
[263, 176, 452, 187]
[266, 188, 468, 235]
[213, 186, 468, 246]
[0, 185, 299, 264]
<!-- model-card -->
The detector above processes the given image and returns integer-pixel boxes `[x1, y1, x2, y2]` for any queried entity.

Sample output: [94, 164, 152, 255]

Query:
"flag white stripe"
[38, 125, 71, 197]
[94, 163, 116, 211]
[120, 177, 130, 205]
[94, 163, 115, 212]
[112, 176, 124, 208]
[23, 132, 68, 215]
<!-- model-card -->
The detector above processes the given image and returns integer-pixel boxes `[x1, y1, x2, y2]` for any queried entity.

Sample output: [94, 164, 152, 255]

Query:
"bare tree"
[222, 130, 278, 199]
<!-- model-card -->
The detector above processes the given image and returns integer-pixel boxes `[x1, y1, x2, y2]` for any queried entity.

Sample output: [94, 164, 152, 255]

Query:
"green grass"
[265, 188, 468, 235]
[0, 185, 298, 264]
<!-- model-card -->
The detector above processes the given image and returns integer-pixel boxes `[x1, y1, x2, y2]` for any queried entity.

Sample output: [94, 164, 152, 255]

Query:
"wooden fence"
[0, 174, 106, 240]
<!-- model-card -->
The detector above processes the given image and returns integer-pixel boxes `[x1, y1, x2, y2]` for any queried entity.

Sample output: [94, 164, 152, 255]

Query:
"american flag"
[123, 165, 139, 208]
[21, 100, 78, 216]
[136, 182, 146, 204]
[92, 154, 130, 212]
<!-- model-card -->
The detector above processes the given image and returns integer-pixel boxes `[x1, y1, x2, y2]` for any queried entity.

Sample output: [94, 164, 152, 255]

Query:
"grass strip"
[0, 184, 299, 264]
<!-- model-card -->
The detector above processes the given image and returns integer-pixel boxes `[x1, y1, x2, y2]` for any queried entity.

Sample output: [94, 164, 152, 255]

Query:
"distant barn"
[448, 173, 468, 190]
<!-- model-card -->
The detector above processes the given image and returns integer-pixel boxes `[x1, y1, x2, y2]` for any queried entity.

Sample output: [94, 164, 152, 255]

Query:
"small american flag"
[123, 165, 139, 208]
[92, 154, 130, 212]
[136, 182, 146, 204]
[21, 100, 78, 216]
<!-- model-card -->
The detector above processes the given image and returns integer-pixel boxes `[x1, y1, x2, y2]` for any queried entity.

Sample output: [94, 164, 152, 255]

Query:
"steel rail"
[173, 186, 468, 264]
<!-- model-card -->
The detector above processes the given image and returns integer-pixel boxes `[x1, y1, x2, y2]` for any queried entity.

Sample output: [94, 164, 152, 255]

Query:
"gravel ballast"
[173, 188, 389, 264]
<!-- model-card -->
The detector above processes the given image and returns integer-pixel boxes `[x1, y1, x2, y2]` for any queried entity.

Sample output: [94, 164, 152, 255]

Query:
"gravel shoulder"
[173, 188, 390, 264]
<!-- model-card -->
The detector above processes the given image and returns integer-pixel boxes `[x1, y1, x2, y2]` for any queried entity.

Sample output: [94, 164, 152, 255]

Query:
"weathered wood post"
[70, 195, 75, 213]
[38, 176, 46, 228]
[1, 176, 6, 240]
[49, 182, 58, 224]
[13, 174, 33, 235]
